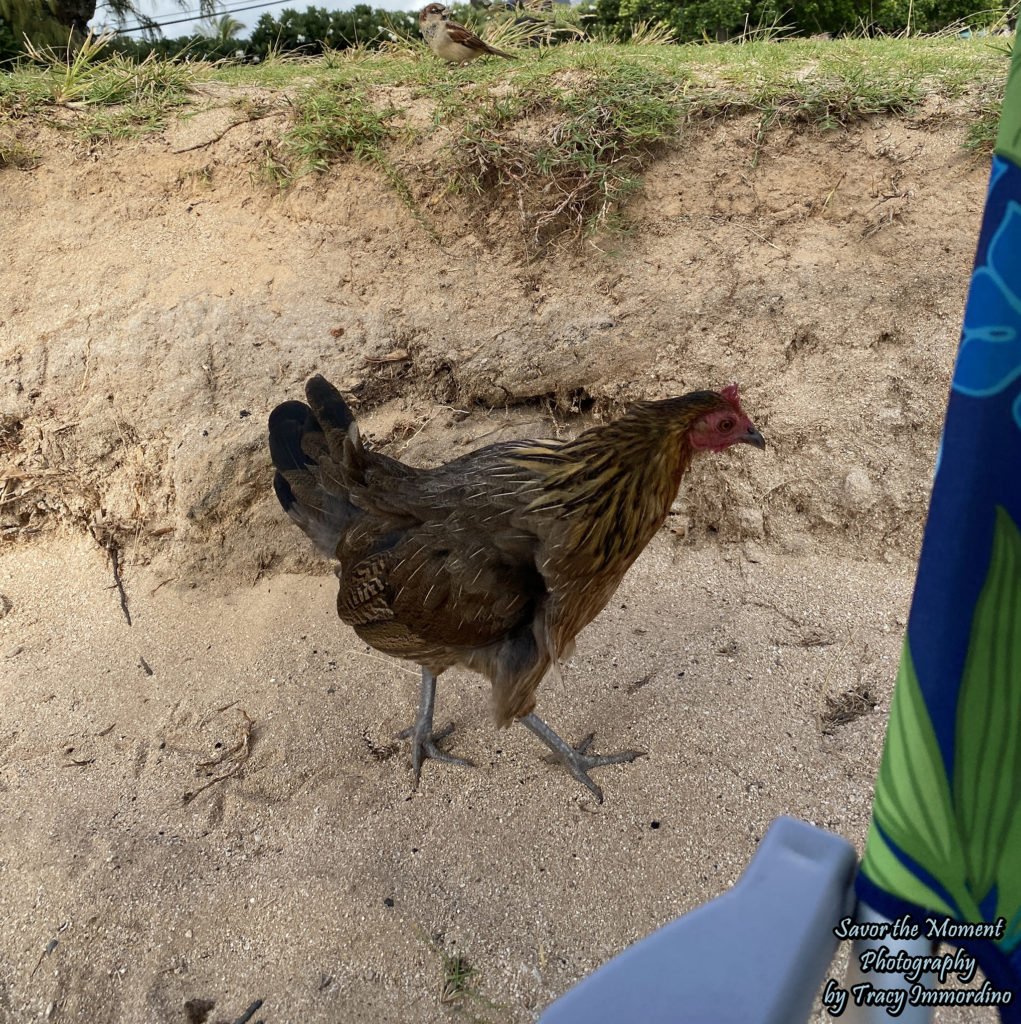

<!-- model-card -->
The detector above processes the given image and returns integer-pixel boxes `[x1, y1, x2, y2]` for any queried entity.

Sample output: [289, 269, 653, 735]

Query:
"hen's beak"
[739, 427, 766, 450]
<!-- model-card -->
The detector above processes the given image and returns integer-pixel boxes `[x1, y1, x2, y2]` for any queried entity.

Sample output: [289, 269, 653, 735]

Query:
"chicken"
[268, 376, 765, 800]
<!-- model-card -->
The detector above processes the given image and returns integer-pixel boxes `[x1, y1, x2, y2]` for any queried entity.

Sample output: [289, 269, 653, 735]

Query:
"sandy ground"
[3, 534, 912, 1023]
[0, 84, 1004, 1022]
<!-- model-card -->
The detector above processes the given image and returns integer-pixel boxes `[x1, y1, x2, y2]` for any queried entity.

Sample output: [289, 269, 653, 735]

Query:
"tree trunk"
[53, 0, 96, 35]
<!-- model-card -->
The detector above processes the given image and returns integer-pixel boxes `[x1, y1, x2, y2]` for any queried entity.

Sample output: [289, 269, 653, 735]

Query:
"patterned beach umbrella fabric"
[856, 40, 1021, 1016]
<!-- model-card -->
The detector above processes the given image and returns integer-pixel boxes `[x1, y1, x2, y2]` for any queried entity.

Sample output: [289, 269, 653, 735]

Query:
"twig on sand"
[230, 1000, 264, 1024]
[821, 171, 847, 213]
[149, 577, 176, 596]
[172, 110, 286, 154]
[183, 709, 253, 804]
[30, 938, 58, 979]
[109, 542, 132, 626]
[197, 709, 253, 769]
[200, 700, 239, 728]
[745, 225, 784, 254]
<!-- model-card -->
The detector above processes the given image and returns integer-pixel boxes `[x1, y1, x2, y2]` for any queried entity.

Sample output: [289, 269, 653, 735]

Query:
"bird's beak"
[739, 427, 766, 450]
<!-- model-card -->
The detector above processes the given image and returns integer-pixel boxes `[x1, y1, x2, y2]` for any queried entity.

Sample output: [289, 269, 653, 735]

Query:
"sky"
[92, 0, 415, 40]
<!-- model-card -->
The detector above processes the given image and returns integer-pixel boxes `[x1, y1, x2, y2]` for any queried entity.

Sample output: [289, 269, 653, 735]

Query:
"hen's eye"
[719, 418, 734, 431]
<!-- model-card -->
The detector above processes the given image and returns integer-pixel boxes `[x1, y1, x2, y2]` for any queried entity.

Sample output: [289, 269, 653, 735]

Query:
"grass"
[1, 31, 203, 144]
[232, 34, 1007, 245]
[74, 101, 172, 141]
[449, 64, 683, 242]
[0, 134, 37, 167]
[963, 78, 1006, 153]
[0, 108, 37, 167]
[263, 77, 439, 238]
[0, 32, 1011, 238]
[11, 31, 202, 108]
[273, 80, 400, 175]
[414, 925, 502, 1021]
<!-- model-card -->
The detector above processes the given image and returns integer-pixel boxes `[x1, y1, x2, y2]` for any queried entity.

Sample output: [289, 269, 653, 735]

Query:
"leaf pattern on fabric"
[954, 507, 1021, 949]
[870, 639, 978, 923]
[953, 199, 1021, 399]
[864, 509, 1021, 955]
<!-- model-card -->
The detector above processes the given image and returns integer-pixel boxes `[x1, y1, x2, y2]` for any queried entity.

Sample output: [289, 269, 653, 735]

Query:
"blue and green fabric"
[856, 42, 1021, 1015]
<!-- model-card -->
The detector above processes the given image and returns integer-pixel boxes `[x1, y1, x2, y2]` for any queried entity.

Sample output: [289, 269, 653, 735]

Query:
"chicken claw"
[520, 713, 647, 803]
[397, 668, 474, 785]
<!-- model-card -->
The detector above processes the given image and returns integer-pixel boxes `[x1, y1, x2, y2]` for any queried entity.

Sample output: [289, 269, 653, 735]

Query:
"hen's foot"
[396, 721, 473, 782]
[400, 668, 474, 785]
[520, 713, 646, 803]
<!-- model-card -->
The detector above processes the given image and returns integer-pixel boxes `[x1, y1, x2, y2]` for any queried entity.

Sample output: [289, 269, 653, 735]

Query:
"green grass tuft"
[264, 78, 439, 241]
[0, 132, 38, 168]
[450, 64, 682, 244]
[963, 80, 1004, 154]
[12, 31, 203, 108]
[414, 925, 504, 1021]
[277, 80, 400, 174]
[1, 31, 203, 142]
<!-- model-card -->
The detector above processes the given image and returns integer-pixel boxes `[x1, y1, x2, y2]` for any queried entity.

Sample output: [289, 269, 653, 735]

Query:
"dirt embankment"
[1, 99, 986, 583]
[0, 94, 997, 1024]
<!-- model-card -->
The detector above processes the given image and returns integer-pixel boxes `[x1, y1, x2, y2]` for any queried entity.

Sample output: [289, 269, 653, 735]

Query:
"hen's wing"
[334, 443, 555, 665]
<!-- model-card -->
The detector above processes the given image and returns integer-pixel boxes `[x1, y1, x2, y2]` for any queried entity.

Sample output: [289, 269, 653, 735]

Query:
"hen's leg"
[396, 668, 474, 784]
[520, 713, 646, 803]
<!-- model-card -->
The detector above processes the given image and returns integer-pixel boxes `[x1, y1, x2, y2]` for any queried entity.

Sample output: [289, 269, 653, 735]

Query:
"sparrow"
[419, 3, 516, 63]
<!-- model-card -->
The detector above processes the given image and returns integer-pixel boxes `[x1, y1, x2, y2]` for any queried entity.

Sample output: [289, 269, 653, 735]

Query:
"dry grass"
[822, 682, 879, 732]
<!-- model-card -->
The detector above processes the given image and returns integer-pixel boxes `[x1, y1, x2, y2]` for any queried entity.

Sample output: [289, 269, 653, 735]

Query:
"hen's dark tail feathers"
[268, 375, 363, 557]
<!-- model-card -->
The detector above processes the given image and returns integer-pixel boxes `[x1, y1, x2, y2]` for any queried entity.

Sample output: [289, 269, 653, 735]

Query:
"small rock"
[843, 468, 873, 509]
[743, 541, 766, 563]
[0, 594, 11, 619]
[735, 506, 764, 538]
[877, 405, 905, 429]
[781, 532, 812, 556]
[668, 515, 690, 538]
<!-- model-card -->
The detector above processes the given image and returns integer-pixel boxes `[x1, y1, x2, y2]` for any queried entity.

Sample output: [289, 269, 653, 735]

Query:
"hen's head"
[687, 384, 765, 453]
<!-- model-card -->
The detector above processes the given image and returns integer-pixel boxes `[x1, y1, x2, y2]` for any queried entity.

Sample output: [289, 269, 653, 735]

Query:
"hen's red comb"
[721, 383, 742, 409]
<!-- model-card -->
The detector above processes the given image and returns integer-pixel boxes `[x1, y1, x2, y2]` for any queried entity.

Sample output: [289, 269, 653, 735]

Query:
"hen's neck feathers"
[501, 393, 724, 567]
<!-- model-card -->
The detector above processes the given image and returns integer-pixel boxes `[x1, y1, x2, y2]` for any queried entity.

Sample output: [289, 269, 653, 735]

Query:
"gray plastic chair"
[539, 816, 942, 1023]
[539, 817, 857, 1024]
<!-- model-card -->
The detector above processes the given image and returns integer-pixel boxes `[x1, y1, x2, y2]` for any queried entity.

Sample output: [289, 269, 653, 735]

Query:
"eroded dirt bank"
[2, 105, 985, 579]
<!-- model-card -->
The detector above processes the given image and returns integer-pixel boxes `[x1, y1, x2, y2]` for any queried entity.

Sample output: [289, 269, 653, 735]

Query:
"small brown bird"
[269, 377, 764, 800]
[419, 3, 515, 63]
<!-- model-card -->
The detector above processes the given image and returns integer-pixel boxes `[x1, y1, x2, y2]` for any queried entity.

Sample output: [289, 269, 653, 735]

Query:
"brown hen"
[269, 376, 764, 800]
